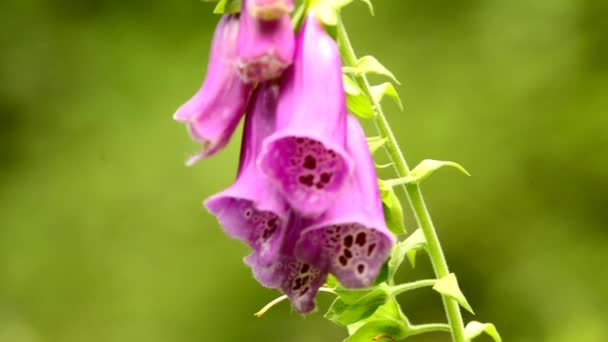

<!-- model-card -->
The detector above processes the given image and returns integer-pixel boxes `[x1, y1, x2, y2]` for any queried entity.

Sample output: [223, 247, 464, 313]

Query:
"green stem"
[336, 16, 467, 342]
[390, 279, 436, 296]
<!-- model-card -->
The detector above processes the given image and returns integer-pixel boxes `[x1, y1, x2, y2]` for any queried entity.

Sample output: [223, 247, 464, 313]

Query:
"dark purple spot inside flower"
[301, 287, 310, 295]
[344, 235, 353, 247]
[293, 277, 303, 290]
[339, 256, 348, 266]
[301, 275, 310, 285]
[367, 243, 376, 256]
[299, 174, 314, 187]
[344, 249, 352, 258]
[320, 172, 332, 184]
[301, 264, 310, 273]
[303, 155, 317, 170]
[355, 232, 367, 246]
[357, 264, 365, 274]
[315, 182, 325, 189]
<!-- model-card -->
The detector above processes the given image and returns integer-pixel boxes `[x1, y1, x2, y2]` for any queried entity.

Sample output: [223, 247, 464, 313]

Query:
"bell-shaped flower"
[245, 213, 328, 313]
[205, 83, 289, 264]
[295, 116, 395, 288]
[258, 14, 353, 217]
[236, 0, 295, 83]
[174, 15, 253, 164]
[246, 0, 294, 20]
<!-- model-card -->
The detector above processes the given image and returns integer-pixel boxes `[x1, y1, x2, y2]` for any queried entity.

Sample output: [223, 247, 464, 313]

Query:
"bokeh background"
[1, 0, 607, 341]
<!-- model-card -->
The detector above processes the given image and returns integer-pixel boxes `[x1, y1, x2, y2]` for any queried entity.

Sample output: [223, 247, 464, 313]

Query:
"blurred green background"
[1, 0, 607, 341]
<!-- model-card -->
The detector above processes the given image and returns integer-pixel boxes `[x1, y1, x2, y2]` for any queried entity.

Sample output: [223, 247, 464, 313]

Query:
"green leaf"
[343, 56, 400, 84]
[433, 273, 475, 314]
[371, 82, 403, 110]
[325, 286, 390, 326]
[387, 229, 426, 283]
[366, 136, 387, 154]
[343, 75, 361, 96]
[213, 0, 241, 14]
[378, 180, 406, 235]
[345, 299, 409, 341]
[387, 159, 471, 186]
[347, 92, 376, 118]
[359, 0, 374, 15]
[325, 274, 339, 288]
[464, 321, 502, 342]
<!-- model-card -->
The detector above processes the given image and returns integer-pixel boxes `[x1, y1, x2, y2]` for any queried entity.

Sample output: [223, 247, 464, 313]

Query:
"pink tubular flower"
[258, 14, 353, 218]
[247, 0, 294, 20]
[296, 116, 395, 288]
[236, 0, 295, 83]
[205, 83, 289, 264]
[246, 213, 328, 313]
[174, 15, 253, 165]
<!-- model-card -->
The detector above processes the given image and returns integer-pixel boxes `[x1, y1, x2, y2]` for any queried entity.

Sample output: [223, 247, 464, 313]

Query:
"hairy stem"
[336, 16, 467, 342]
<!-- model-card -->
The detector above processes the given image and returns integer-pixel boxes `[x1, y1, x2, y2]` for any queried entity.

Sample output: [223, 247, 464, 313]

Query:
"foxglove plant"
[174, 1, 501, 341]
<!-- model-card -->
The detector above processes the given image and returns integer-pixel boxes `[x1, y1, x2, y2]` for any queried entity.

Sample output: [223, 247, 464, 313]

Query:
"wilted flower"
[205, 83, 289, 264]
[246, 213, 328, 313]
[174, 15, 253, 164]
[258, 14, 353, 217]
[236, 0, 295, 83]
[296, 116, 395, 288]
[247, 0, 294, 20]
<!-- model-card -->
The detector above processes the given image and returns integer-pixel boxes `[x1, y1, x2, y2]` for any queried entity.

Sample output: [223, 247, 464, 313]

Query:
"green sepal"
[213, 0, 241, 14]
[343, 56, 400, 84]
[371, 82, 403, 110]
[387, 229, 426, 283]
[347, 91, 376, 118]
[464, 321, 502, 342]
[433, 273, 475, 314]
[325, 285, 390, 326]
[325, 274, 340, 288]
[378, 180, 407, 236]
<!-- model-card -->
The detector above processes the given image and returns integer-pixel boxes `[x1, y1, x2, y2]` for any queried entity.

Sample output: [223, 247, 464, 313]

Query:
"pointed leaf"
[345, 299, 409, 341]
[325, 286, 390, 326]
[465, 321, 502, 342]
[347, 91, 376, 118]
[387, 229, 426, 283]
[343, 75, 361, 96]
[433, 273, 474, 314]
[375, 162, 393, 169]
[366, 136, 387, 154]
[359, 0, 374, 15]
[343, 56, 400, 84]
[378, 180, 406, 235]
[371, 82, 403, 110]
[325, 274, 339, 288]
[409, 159, 471, 184]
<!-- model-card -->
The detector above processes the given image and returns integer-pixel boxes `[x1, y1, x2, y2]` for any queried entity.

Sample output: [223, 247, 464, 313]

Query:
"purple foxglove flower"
[236, 0, 295, 83]
[205, 83, 289, 264]
[174, 15, 253, 164]
[246, 0, 294, 20]
[257, 14, 353, 217]
[295, 116, 395, 288]
[245, 213, 328, 313]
